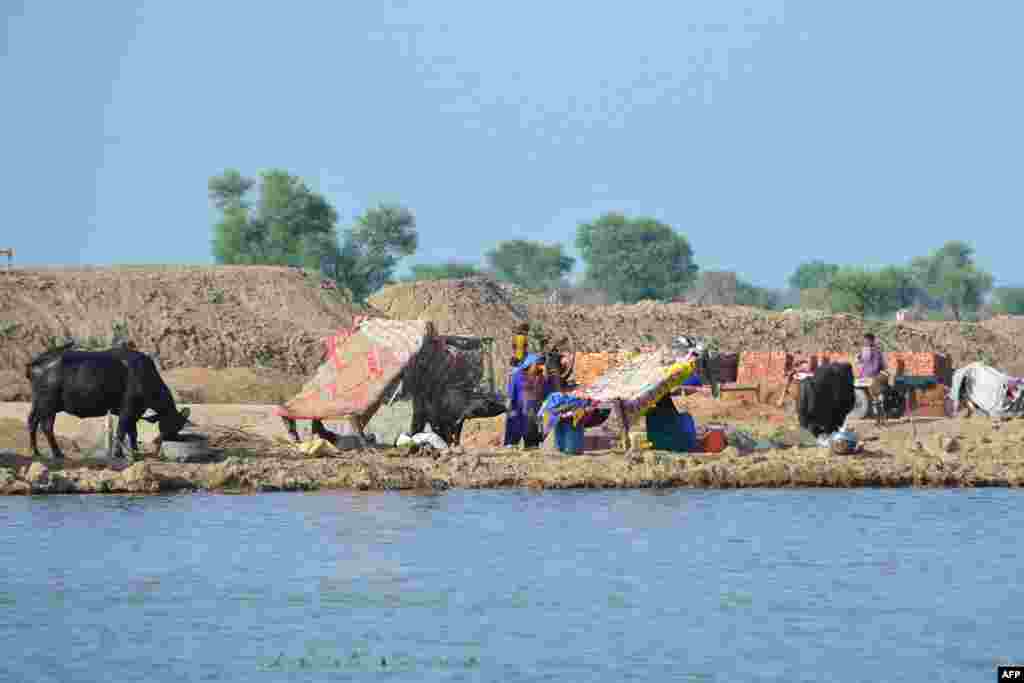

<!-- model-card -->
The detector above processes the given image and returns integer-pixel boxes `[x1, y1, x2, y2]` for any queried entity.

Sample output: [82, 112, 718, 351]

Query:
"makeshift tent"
[572, 347, 698, 421]
[948, 362, 1024, 418]
[275, 317, 431, 424]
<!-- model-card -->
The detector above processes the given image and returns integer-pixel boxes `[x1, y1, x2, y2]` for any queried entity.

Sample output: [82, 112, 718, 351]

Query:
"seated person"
[644, 395, 697, 452]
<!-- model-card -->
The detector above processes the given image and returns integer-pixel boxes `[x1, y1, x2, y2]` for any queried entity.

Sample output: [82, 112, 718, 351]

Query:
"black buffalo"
[409, 389, 506, 446]
[26, 347, 191, 459]
[404, 335, 507, 446]
[798, 362, 856, 437]
[281, 387, 506, 448]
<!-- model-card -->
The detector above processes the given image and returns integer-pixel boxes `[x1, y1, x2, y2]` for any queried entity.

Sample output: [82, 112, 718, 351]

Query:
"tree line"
[209, 169, 1023, 317]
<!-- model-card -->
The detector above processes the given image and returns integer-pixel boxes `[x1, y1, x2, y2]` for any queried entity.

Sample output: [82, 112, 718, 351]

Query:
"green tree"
[406, 262, 481, 281]
[875, 265, 920, 314]
[209, 169, 339, 268]
[209, 170, 419, 302]
[576, 212, 698, 303]
[485, 240, 574, 291]
[787, 260, 840, 290]
[735, 279, 782, 310]
[320, 204, 419, 302]
[828, 268, 889, 316]
[910, 241, 994, 321]
[800, 287, 832, 311]
[992, 287, 1024, 315]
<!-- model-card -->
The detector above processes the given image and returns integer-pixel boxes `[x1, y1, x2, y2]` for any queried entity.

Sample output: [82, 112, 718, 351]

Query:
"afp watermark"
[999, 666, 1024, 680]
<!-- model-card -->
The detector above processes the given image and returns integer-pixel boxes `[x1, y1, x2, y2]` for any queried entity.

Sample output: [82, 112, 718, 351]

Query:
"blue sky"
[2, 1, 1021, 288]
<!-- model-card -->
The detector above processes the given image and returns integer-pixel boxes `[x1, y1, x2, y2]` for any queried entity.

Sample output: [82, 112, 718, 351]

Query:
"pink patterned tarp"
[275, 317, 431, 421]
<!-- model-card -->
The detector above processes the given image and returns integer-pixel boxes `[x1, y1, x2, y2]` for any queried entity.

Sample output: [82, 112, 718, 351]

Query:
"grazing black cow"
[26, 347, 191, 459]
[798, 362, 856, 437]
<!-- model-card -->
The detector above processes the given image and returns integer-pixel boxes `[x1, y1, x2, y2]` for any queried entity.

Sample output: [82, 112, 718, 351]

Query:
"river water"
[1, 489, 1021, 682]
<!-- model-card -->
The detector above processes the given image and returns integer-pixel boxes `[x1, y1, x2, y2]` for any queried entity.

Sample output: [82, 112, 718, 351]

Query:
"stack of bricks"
[570, 351, 636, 388]
[883, 352, 952, 385]
[736, 351, 952, 385]
[570, 347, 736, 388]
[571, 349, 952, 392]
[790, 352, 856, 371]
[735, 352, 794, 385]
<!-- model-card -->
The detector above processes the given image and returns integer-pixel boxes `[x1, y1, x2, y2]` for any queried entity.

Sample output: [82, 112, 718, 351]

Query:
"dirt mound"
[523, 302, 1021, 368]
[373, 278, 1022, 369]
[0, 266, 381, 375]
[0, 371, 30, 402]
[369, 277, 528, 361]
[3, 269, 1019, 409]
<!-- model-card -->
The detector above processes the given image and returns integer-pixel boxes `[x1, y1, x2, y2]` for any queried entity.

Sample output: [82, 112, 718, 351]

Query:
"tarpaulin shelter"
[276, 317, 502, 449]
[948, 362, 1024, 418]
[570, 346, 700, 449]
[275, 317, 431, 425]
[572, 348, 698, 418]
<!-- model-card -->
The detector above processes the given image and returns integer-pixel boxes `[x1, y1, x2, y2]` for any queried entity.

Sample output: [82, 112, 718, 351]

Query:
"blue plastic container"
[554, 420, 585, 455]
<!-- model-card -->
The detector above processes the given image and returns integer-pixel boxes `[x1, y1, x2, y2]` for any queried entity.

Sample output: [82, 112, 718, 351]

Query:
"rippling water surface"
[1, 489, 1022, 682]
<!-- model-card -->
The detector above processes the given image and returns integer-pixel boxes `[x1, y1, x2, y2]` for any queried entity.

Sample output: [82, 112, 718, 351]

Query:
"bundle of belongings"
[948, 362, 1024, 418]
[797, 361, 861, 453]
[537, 392, 609, 455]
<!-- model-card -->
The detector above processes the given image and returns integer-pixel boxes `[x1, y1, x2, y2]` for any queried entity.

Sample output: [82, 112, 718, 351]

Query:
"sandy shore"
[2, 403, 1024, 494]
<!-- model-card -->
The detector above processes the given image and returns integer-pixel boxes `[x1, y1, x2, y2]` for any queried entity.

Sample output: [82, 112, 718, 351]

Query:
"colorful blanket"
[275, 317, 431, 421]
[573, 349, 697, 420]
[538, 392, 594, 435]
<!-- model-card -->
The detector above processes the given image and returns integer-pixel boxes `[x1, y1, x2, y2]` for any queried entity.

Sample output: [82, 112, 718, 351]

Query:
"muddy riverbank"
[3, 419, 1024, 494]
[2, 402, 1024, 494]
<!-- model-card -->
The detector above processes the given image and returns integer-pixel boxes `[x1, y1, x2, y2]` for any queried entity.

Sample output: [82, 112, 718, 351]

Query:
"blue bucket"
[554, 420, 585, 455]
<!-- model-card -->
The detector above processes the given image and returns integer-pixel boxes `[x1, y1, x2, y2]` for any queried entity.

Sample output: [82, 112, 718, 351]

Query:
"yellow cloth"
[295, 436, 338, 457]
[513, 335, 528, 362]
[571, 407, 586, 428]
[637, 359, 696, 416]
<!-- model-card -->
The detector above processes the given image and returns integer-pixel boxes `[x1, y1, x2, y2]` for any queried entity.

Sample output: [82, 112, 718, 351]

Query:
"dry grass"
[162, 367, 304, 405]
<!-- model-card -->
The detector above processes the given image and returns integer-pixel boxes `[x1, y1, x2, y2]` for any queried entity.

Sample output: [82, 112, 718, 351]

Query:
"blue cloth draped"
[537, 392, 591, 435]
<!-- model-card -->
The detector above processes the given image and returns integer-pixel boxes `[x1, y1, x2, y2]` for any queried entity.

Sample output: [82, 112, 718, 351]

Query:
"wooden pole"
[105, 412, 116, 459]
[484, 338, 496, 395]
[615, 399, 632, 451]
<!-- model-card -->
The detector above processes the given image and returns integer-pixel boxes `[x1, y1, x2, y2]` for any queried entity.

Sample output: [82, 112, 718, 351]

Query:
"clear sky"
[2, 1, 1021, 288]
